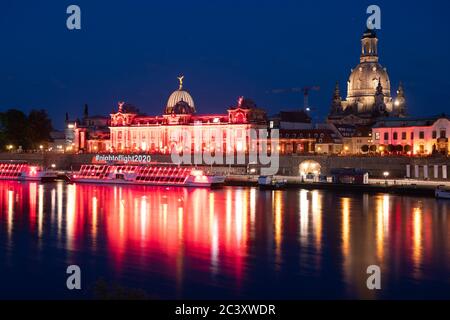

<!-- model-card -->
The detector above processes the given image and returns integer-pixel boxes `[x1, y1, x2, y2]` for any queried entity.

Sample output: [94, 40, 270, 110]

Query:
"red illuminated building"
[109, 77, 267, 154]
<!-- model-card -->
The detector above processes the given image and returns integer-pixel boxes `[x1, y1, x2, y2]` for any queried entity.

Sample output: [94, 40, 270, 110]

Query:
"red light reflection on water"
[1, 180, 450, 299]
[0, 181, 253, 295]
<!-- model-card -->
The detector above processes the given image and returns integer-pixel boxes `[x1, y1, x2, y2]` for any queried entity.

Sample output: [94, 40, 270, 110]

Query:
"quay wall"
[0, 153, 449, 180]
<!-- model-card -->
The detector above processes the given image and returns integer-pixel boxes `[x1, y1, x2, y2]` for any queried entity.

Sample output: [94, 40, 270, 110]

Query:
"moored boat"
[69, 164, 225, 188]
[0, 162, 45, 181]
[436, 186, 450, 199]
[258, 175, 287, 190]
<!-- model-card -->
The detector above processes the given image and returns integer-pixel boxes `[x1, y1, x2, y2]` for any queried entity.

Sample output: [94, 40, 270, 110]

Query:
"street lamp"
[383, 171, 390, 185]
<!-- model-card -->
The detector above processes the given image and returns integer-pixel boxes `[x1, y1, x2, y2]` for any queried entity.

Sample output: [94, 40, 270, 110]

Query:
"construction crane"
[270, 86, 320, 111]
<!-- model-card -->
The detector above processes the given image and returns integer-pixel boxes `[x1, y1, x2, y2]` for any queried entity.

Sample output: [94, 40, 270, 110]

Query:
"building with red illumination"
[372, 115, 450, 155]
[109, 77, 267, 154]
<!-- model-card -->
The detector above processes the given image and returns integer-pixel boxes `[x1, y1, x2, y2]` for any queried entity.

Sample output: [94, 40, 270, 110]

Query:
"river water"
[0, 181, 449, 299]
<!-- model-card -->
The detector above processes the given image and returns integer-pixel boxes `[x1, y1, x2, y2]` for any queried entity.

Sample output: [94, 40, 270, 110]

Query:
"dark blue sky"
[1, 0, 449, 129]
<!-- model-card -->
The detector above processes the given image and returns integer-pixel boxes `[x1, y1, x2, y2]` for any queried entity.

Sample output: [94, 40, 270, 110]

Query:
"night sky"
[1, 0, 449, 129]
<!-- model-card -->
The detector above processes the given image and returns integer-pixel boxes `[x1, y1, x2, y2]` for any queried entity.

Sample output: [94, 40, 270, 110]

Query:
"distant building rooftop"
[373, 114, 450, 128]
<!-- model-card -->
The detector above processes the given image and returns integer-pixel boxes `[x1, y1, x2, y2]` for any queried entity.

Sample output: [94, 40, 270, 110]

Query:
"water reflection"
[412, 205, 423, 276]
[0, 181, 449, 299]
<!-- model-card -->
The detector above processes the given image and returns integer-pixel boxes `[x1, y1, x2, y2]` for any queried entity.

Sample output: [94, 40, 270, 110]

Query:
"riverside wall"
[0, 153, 449, 180]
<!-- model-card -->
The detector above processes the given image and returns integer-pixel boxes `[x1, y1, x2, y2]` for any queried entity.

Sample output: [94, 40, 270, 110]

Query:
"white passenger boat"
[70, 164, 225, 188]
[0, 162, 46, 181]
[435, 186, 450, 199]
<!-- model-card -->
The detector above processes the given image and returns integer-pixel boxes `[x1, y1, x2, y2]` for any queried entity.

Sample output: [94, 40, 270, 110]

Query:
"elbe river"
[0, 181, 449, 299]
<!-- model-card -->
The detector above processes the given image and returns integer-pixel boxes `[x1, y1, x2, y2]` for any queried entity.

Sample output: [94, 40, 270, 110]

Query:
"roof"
[373, 114, 450, 128]
[277, 110, 311, 123]
[354, 125, 372, 137]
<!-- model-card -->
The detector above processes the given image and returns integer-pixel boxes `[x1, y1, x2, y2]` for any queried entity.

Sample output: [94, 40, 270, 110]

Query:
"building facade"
[66, 105, 111, 153]
[109, 79, 267, 154]
[372, 115, 450, 155]
[332, 124, 372, 154]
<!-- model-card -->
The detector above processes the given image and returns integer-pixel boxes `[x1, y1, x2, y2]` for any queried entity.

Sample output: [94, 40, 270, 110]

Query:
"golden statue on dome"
[177, 75, 184, 90]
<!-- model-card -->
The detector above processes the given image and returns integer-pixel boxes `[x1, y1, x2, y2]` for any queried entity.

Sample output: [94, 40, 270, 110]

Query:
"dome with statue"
[165, 76, 196, 114]
[328, 28, 407, 125]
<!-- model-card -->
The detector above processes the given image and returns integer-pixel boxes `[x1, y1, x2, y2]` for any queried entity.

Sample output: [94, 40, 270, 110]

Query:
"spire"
[376, 78, 383, 95]
[374, 78, 386, 114]
[397, 81, 405, 98]
[394, 82, 407, 117]
[333, 81, 341, 99]
[83, 104, 89, 118]
[330, 81, 342, 114]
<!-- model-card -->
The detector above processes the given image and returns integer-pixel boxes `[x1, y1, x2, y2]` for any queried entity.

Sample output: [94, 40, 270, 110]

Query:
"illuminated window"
[375, 132, 380, 140]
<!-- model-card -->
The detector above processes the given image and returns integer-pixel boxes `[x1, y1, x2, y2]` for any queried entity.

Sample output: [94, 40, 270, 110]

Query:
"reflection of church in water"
[328, 29, 407, 125]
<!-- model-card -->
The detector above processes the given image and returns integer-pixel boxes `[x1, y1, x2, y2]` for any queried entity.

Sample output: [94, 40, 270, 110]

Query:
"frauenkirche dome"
[328, 28, 407, 125]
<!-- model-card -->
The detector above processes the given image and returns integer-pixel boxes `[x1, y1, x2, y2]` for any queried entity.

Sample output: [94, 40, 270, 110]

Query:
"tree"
[0, 109, 53, 151]
[27, 109, 53, 149]
[0, 109, 31, 150]
[361, 145, 369, 153]
[369, 145, 377, 153]
[387, 144, 395, 153]
[404, 145, 412, 153]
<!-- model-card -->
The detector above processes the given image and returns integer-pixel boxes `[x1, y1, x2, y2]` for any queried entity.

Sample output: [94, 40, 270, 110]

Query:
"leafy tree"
[404, 145, 412, 153]
[361, 145, 369, 153]
[387, 144, 395, 153]
[27, 109, 53, 149]
[0, 109, 31, 150]
[0, 108, 53, 151]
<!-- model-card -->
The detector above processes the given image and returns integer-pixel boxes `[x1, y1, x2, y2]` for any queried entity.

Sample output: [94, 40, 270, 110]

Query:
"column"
[423, 165, 428, 179]
[406, 165, 411, 178]
[414, 165, 419, 178]
[434, 165, 439, 179]
[443, 165, 448, 179]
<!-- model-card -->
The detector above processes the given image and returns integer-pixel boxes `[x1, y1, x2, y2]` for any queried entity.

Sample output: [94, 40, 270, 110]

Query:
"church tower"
[327, 28, 407, 125]
[360, 29, 379, 63]
[330, 81, 343, 115]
